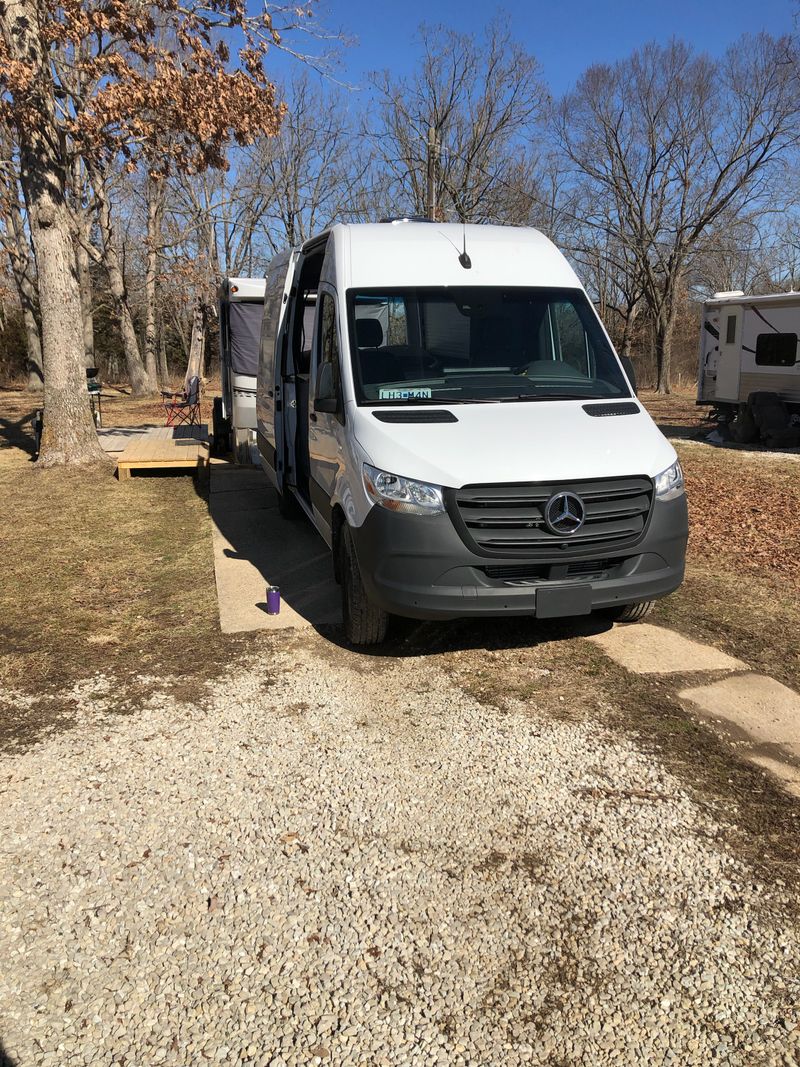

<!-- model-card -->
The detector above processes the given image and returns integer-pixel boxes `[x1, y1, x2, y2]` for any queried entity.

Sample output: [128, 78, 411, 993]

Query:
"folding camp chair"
[162, 374, 202, 427]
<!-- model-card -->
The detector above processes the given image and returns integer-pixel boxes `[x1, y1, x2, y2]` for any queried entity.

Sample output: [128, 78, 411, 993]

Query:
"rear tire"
[340, 525, 388, 646]
[601, 600, 655, 623]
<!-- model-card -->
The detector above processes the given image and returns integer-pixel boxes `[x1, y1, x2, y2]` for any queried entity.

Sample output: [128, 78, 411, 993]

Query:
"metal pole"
[426, 124, 437, 221]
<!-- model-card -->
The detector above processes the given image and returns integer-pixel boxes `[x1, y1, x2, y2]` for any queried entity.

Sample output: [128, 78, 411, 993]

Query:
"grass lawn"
[0, 386, 258, 748]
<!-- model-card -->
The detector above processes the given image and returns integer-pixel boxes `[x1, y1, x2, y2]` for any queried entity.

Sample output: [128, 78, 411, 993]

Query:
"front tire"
[340, 525, 388, 646]
[601, 600, 655, 623]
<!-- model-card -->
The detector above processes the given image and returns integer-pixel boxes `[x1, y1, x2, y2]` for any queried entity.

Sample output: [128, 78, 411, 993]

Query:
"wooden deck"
[116, 425, 210, 480]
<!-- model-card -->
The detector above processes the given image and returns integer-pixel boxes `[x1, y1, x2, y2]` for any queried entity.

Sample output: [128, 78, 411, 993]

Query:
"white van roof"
[222, 277, 266, 301]
[320, 222, 582, 291]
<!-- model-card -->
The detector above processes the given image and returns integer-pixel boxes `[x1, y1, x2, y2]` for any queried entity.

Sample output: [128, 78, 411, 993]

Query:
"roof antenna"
[458, 223, 471, 270]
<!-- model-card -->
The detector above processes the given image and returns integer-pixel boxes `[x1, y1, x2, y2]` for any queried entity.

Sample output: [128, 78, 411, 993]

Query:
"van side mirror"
[314, 361, 341, 414]
[620, 355, 637, 395]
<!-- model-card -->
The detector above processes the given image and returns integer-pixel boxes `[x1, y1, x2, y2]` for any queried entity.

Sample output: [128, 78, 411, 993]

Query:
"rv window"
[755, 332, 797, 367]
[725, 315, 737, 344]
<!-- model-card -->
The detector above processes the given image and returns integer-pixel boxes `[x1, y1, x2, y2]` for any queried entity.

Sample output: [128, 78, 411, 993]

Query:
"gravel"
[0, 641, 798, 1066]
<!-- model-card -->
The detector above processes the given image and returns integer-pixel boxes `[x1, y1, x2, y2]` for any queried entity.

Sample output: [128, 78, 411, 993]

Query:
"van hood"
[350, 400, 676, 488]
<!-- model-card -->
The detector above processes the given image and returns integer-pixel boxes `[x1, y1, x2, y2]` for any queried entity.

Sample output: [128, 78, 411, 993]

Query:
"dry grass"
[0, 385, 254, 749]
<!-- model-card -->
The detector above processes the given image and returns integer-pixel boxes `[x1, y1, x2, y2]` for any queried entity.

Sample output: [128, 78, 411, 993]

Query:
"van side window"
[318, 293, 342, 399]
[725, 315, 737, 344]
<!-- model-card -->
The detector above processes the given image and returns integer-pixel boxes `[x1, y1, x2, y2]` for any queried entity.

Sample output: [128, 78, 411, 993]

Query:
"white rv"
[257, 222, 688, 645]
[698, 291, 800, 411]
[216, 277, 265, 460]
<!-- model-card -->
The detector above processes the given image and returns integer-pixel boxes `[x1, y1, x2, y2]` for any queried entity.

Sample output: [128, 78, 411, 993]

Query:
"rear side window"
[755, 332, 797, 367]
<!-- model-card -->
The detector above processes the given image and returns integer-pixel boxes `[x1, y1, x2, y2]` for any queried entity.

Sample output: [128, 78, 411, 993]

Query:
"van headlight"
[654, 460, 685, 501]
[363, 463, 445, 516]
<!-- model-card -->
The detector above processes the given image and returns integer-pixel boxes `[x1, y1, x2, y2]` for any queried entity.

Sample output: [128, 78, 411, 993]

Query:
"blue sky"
[268, 0, 796, 95]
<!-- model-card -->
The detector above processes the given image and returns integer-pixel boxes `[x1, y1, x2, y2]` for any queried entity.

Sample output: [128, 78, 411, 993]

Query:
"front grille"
[484, 558, 621, 584]
[450, 477, 653, 558]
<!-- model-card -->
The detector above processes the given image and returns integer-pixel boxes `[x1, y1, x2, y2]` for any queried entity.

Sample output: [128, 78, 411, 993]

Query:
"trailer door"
[715, 306, 742, 403]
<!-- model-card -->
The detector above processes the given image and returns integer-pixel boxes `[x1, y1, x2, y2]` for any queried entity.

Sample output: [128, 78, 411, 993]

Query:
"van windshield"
[346, 287, 630, 404]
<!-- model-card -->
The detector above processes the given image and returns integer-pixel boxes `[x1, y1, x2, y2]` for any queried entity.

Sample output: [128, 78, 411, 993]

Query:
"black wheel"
[601, 601, 655, 623]
[211, 397, 230, 456]
[340, 525, 388, 646]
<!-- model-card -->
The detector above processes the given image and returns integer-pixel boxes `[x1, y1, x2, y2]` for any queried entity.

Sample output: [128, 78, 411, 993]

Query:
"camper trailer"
[698, 291, 800, 421]
[216, 277, 265, 461]
[256, 222, 688, 645]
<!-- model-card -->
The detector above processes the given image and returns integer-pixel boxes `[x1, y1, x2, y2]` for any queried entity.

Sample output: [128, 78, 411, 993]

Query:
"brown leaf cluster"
[0, 0, 288, 175]
[683, 453, 800, 592]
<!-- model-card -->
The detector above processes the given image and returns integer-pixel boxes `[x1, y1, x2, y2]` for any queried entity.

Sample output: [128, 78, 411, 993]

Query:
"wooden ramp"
[116, 425, 209, 480]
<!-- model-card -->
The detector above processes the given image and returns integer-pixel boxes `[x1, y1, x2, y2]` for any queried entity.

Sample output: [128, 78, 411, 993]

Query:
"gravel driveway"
[1, 638, 798, 1067]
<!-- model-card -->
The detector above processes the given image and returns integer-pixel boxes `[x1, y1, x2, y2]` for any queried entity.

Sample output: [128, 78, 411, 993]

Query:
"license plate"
[535, 584, 592, 619]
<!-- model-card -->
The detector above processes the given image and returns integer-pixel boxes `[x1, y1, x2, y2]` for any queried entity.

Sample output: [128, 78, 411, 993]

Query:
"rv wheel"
[601, 601, 655, 623]
[340, 526, 388, 646]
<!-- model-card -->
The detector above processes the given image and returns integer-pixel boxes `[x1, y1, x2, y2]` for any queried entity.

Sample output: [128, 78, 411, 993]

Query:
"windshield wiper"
[507, 392, 603, 401]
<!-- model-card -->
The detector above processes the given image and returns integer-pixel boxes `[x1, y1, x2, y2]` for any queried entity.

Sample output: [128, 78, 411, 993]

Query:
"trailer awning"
[228, 301, 262, 377]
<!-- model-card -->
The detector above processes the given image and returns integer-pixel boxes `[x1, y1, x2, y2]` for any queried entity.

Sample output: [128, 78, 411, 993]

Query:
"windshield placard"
[378, 387, 433, 400]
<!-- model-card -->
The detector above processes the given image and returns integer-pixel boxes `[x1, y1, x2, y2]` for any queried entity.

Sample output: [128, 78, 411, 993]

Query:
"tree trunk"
[0, 128, 44, 388]
[76, 227, 94, 367]
[158, 327, 169, 384]
[619, 299, 639, 360]
[655, 308, 675, 395]
[71, 160, 95, 368]
[144, 178, 165, 386]
[0, 0, 104, 465]
[89, 167, 157, 396]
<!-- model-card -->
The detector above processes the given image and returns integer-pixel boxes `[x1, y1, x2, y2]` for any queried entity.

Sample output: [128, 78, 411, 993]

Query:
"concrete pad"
[679, 674, 800, 748]
[747, 752, 800, 800]
[209, 466, 340, 633]
[588, 623, 745, 675]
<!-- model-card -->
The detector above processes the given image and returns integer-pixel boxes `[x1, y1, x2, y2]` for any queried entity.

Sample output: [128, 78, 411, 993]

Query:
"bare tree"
[250, 73, 373, 250]
[554, 35, 799, 393]
[370, 21, 545, 222]
[0, 128, 43, 387]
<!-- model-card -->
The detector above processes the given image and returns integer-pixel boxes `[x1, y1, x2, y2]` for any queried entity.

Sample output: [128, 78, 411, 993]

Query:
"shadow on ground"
[0, 409, 36, 459]
[0, 1038, 17, 1067]
[199, 463, 614, 656]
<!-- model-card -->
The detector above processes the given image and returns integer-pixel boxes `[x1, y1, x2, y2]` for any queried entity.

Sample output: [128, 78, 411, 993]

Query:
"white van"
[256, 222, 688, 645]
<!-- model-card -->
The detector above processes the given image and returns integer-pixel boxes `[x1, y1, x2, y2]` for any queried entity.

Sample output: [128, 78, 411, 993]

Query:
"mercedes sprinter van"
[256, 222, 688, 645]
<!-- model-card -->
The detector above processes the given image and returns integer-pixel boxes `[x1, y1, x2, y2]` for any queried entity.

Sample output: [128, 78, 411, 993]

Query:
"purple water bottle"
[266, 585, 281, 615]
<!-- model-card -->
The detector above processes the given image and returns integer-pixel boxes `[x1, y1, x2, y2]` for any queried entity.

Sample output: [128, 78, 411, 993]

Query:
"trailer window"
[725, 315, 737, 344]
[755, 332, 798, 367]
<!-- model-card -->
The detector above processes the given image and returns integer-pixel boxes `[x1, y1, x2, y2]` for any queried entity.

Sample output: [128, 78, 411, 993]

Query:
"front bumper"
[349, 495, 689, 621]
